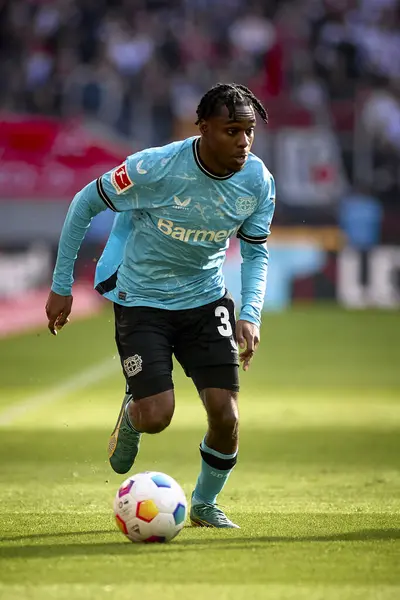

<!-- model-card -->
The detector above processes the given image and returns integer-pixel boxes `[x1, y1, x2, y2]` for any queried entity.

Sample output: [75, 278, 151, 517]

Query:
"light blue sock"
[192, 438, 238, 506]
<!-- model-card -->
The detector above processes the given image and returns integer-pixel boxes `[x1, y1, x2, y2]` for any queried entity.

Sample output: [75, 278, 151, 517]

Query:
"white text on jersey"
[157, 218, 237, 243]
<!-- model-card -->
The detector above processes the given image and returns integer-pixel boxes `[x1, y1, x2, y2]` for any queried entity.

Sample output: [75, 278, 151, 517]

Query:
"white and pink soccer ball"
[113, 471, 187, 543]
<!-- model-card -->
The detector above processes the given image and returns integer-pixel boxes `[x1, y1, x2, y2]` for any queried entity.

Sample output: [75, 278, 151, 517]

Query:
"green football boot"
[108, 394, 141, 474]
[190, 494, 240, 528]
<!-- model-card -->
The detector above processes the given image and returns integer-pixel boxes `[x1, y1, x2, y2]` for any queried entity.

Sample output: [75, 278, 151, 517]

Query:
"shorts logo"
[111, 163, 134, 194]
[123, 355, 143, 377]
[236, 196, 257, 215]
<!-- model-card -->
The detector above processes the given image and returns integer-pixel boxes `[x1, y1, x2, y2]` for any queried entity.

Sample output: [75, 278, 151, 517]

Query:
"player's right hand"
[45, 291, 73, 336]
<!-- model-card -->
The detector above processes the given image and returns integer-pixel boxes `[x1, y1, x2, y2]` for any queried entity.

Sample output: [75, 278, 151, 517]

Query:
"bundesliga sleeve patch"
[111, 163, 134, 194]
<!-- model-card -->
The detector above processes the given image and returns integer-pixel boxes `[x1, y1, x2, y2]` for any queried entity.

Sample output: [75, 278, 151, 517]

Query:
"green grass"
[0, 305, 399, 600]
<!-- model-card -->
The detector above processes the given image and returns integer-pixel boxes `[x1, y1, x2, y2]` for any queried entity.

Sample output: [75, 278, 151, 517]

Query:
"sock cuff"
[200, 439, 238, 471]
[201, 438, 238, 461]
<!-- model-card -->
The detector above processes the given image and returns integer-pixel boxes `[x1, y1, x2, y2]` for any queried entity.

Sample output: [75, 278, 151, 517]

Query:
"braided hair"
[195, 83, 268, 125]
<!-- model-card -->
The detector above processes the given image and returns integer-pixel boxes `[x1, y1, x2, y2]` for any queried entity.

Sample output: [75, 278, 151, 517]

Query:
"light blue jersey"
[52, 137, 275, 325]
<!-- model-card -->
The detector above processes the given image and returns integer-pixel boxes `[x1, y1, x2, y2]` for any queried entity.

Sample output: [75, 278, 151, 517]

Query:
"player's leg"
[174, 292, 240, 527]
[108, 387, 175, 475]
[190, 370, 240, 528]
[109, 303, 175, 474]
[200, 386, 239, 454]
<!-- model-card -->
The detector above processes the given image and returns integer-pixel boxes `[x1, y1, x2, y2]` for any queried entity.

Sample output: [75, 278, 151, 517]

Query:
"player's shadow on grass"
[1, 528, 399, 559]
[0, 530, 115, 543]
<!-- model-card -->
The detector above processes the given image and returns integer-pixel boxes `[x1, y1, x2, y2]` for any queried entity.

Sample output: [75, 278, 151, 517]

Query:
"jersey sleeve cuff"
[239, 308, 261, 327]
[51, 282, 72, 296]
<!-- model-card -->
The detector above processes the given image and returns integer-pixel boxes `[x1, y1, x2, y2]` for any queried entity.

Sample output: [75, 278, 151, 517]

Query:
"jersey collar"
[192, 138, 235, 180]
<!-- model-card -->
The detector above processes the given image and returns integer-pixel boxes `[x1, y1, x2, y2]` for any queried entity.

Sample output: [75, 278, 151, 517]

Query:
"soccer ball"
[113, 471, 187, 543]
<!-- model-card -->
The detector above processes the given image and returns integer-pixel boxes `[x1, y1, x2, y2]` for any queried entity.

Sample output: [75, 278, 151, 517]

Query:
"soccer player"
[45, 83, 276, 528]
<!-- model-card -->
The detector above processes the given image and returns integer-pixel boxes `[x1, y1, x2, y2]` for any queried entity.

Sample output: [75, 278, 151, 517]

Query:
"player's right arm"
[45, 181, 108, 334]
[46, 151, 164, 335]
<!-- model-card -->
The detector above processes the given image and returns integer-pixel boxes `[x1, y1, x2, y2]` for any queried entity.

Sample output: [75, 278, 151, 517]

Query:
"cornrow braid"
[195, 83, 268, 125]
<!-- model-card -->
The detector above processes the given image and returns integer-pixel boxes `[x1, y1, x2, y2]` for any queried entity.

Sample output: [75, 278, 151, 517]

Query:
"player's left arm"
[236, 173, 276, 371]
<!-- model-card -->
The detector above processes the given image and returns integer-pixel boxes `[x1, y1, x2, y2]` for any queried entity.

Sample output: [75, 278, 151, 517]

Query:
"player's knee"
[205, 391, 239, 436]
[133, 390, 174, 434]
[144, 411, 173, 434]
[215, 408, 239, 437]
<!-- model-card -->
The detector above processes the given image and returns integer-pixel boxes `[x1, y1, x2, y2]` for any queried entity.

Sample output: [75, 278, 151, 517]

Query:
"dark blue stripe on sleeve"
[96, 177, 118, 212]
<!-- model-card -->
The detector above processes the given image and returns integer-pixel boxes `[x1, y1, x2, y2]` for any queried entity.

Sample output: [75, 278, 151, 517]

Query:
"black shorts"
[114, 291, 240, 400]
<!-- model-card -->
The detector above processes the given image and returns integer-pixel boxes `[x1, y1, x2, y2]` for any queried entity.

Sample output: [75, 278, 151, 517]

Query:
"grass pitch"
[0, 305, 399, 600]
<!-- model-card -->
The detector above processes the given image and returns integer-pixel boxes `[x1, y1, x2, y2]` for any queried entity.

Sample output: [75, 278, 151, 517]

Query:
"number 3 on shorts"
[215, 306, 233, 337]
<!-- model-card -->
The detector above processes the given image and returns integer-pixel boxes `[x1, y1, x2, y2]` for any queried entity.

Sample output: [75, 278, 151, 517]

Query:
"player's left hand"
[236, 320, 260, 372]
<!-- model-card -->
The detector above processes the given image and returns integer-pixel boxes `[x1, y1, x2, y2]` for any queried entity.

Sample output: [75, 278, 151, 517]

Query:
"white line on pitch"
[0, 357, 119, 427]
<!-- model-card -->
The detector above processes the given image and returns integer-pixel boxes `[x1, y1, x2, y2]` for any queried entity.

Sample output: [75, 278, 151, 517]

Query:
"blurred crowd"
[309, 0, 400, 158]
[0, 0, 399, 156]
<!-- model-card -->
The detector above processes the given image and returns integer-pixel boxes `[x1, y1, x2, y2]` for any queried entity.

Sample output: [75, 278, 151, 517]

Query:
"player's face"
[200, 103, 256, 173]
